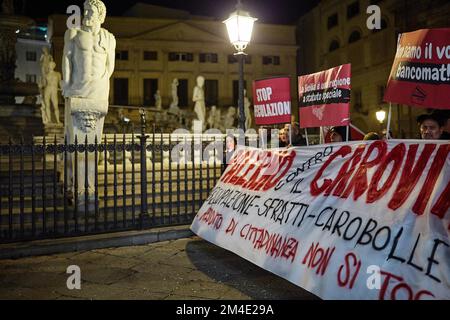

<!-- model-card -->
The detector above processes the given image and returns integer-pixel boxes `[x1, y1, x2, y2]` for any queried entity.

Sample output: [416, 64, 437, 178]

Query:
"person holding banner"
[225, 134, 237, 165]
[363, 132, 380, 141]
[431, 110, 450, 139]
[329, 126, 350, 143]
[278, 127, 288, 147]
[283, 123, 306, 147]
[417, 114, 445, 140]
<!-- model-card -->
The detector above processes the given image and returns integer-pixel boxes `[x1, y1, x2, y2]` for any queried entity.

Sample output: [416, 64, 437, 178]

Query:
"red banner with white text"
[384, 28, 450, 109]
[191, 140, 450, 300]
[298, 64, 351, 128]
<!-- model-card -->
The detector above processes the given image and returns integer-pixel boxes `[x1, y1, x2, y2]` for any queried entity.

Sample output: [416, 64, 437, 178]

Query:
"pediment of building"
[132, 22, 226, 43]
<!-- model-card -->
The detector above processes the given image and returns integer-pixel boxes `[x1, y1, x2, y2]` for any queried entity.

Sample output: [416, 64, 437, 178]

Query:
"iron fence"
[0, 119, 254, 243]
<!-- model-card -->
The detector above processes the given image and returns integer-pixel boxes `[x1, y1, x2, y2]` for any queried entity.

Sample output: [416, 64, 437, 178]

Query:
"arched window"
[329, 39, 340, 52]
[348, 30, 361, 43]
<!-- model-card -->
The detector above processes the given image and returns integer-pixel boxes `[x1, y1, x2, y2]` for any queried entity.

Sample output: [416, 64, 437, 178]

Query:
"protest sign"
[298, 64, 351, 128]
[384, 28, 450, 109]
[252, 77, 292, 125]
[191, 140, 450, 300]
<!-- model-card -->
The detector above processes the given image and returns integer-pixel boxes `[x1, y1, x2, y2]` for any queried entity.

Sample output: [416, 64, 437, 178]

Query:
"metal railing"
[0, 116, 250, 243]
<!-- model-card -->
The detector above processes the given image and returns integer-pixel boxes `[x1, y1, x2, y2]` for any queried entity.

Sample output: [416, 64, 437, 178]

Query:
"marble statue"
[39, 47, 53, 85]
[207, 105, 221, 130]
[207, 105, 216, 129]
[167, 78, 183, 124]
[192, 75, 206, 130]
[62, 0, 116, 201]
[223, 106, 237, 129]
[170, 78, 178, 108]
[154, 89, 162, 109]
[40, 61, 61, 124]
[244, 89, 252, 130]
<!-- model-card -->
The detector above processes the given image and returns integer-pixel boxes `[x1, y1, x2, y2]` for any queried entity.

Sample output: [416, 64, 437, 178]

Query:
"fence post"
[139, 109, 149, 228]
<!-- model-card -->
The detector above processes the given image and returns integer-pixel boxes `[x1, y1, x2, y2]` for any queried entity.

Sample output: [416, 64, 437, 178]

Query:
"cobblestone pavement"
[0, 236, 318, 300]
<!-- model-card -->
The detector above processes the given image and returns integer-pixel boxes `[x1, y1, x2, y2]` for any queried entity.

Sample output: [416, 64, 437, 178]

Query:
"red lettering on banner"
[431, 180, 450, 219]
[225, 218, 238, 236]
[337, 252, 361, 290]
[301, 242, 336, 276]
[367, 143, 406, 203]
[379, 270, 435, 300]
[311, 141, 449, 220]
[197, 207, 223, 230]
[221, 149, 248, 183]
[239, 223, 298, 262]
[325, 145, 365, 197]
[310, 145, 352, 196]
[342, 140, 387, 200]
[221, 149, 296, 192]
[413, 144, 450, 216]
[388, 144, 436, 210]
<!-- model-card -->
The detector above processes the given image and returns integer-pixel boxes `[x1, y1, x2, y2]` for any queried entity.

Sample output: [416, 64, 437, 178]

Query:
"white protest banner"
[190, 140, 450, 300]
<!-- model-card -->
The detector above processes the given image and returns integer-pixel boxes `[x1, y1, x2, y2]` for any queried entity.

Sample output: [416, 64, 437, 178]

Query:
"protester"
[329, 126, 350, 142]
[431, 110, 450, 140]
[283, 123, 307, 147]
[363, 132, 380, 140]
[278, 127, 288, 147]
[381, 129, 393, 140]
[225, 134, 237, 165]
[417, 113, 444, 140]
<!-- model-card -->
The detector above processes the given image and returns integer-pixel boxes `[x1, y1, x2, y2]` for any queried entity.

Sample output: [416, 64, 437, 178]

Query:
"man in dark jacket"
[417, 113, 445, 140]
[431, 110, 450, 140]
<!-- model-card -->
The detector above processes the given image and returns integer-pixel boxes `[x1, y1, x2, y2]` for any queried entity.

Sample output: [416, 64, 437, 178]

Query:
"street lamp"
[122, 116, 130, 134]
[376, 108, 386, 123]
[224, 0, 257, 131]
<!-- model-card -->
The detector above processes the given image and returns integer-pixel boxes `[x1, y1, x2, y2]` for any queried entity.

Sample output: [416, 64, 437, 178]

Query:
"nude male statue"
[39, 47, 53, 87]
[170, 78, 179, 108]
[42, 61, 61, 124]
[62, 0, 115, 106]
[193, 75, 206, 129]
[62, 0, 116, 200]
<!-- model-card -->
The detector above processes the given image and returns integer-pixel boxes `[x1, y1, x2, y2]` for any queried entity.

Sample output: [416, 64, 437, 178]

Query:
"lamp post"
[224, 0, 257, 131]
[122, 116, 130, 135]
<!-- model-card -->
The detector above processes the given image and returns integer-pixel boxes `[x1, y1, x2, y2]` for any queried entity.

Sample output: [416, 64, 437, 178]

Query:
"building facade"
[297, 0, 450, 138]
[15, 25, 50, 104]
[48, 4, 298, 120]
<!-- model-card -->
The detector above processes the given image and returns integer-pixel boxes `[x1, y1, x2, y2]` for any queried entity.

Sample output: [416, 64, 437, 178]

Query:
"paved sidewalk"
[0, 236, 318, 300]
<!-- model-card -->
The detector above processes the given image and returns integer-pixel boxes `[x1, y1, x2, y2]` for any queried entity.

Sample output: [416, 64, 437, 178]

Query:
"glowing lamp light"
[376, 109, 386, 123]
[223, 2, 257, 53]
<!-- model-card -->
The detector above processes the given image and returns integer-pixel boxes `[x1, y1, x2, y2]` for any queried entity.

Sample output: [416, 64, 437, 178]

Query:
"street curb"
[0, 225, 194, 259]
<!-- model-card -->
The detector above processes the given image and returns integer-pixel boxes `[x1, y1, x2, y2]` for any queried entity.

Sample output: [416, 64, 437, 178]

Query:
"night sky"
[24, 0, 319, 25]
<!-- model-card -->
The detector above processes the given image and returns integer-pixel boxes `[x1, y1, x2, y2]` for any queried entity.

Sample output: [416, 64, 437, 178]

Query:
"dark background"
[23, 0, 320, 24]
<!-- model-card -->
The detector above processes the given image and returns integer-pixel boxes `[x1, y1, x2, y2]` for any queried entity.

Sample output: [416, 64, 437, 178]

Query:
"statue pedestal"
[192, 120, 204, 133]
[64, 97, 108, 199]
[44, 122, 64, 140]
